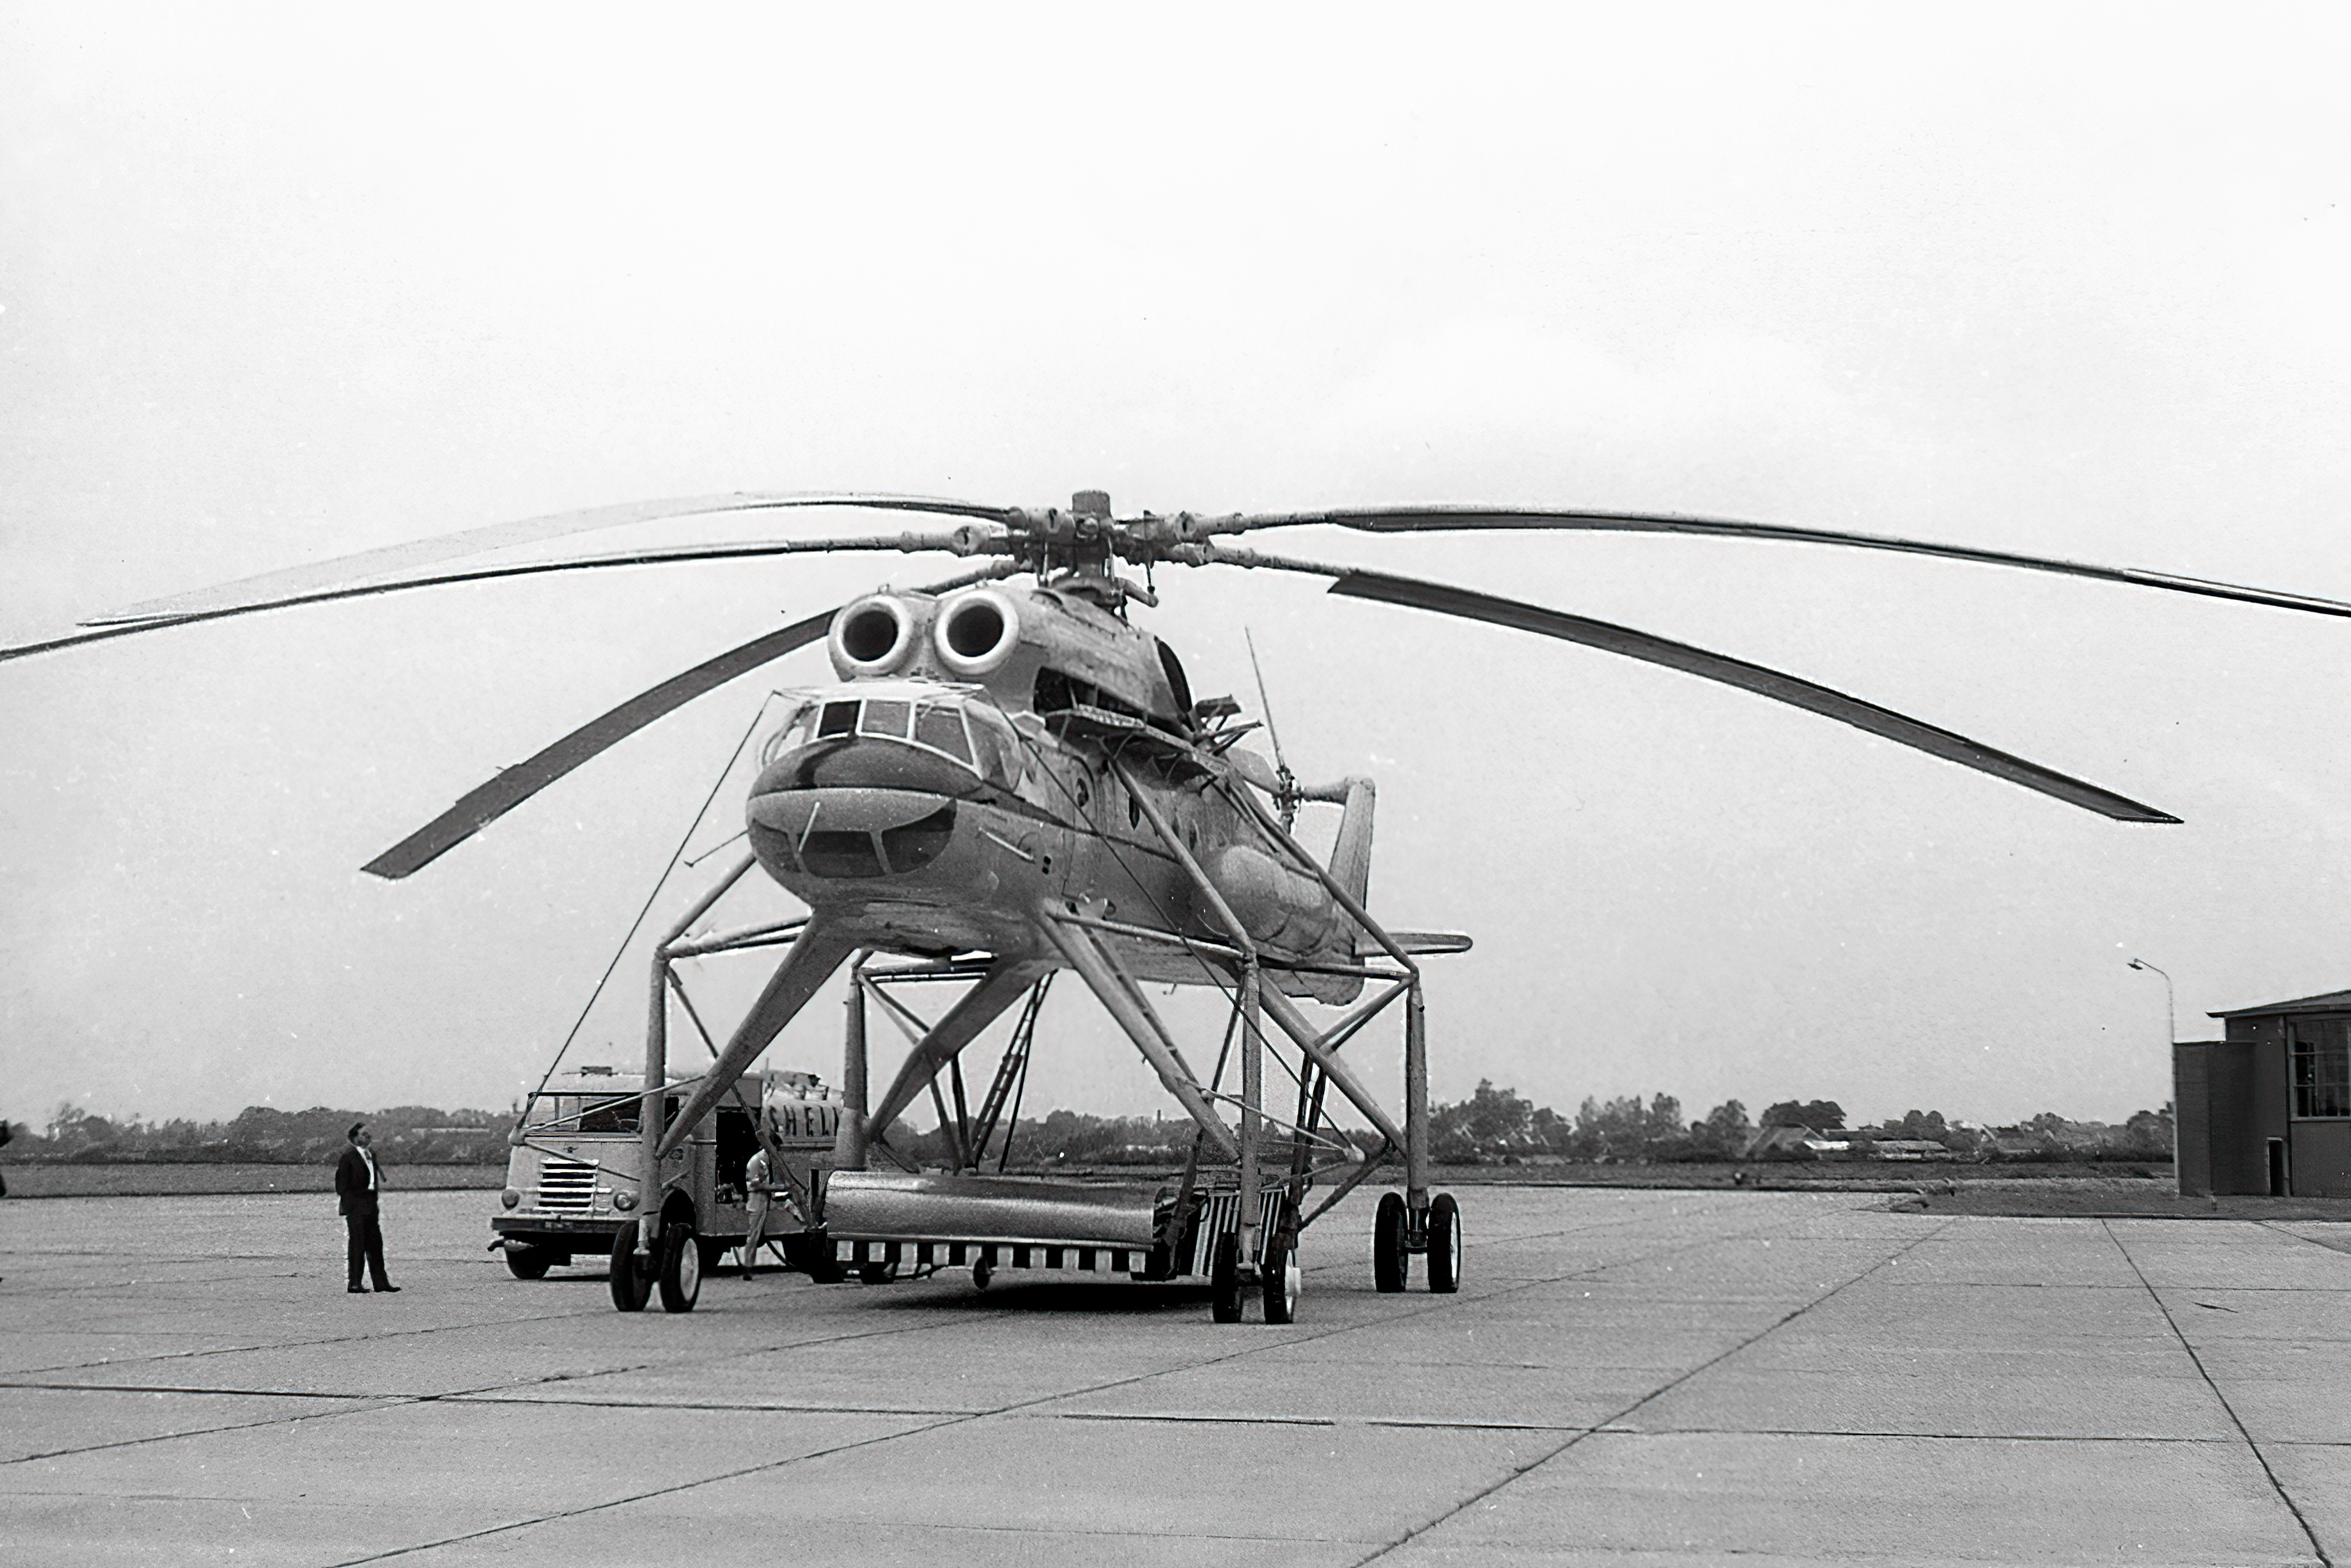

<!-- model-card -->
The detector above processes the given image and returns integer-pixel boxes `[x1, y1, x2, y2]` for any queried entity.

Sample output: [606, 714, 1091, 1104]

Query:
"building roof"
[2210, 986, 2351, 1018]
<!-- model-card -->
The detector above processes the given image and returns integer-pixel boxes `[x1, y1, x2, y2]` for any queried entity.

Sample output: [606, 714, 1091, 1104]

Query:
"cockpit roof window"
[817, 700, 859, 738]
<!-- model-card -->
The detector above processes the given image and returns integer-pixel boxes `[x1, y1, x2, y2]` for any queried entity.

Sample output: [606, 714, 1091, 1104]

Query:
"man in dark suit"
[335, 1122, 399, 1294]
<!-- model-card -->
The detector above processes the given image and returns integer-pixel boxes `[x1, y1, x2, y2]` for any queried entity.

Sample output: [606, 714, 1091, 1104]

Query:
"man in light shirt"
[740, 1117, 782, 1276]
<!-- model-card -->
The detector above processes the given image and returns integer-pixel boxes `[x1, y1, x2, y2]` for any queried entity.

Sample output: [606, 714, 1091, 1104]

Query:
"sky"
[6, 4, 2351, 1134]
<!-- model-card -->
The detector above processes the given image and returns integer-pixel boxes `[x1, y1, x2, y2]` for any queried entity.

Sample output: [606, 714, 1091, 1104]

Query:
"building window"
[2290, 1017, 2351, 1118]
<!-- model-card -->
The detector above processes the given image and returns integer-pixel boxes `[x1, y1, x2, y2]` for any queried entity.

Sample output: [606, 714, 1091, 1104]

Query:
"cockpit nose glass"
[859, 699, 912, 739]
[757, 692, 1023, 791]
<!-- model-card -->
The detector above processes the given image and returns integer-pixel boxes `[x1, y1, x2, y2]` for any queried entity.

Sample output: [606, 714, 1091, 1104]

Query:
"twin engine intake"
[829, 591, 1021, 681]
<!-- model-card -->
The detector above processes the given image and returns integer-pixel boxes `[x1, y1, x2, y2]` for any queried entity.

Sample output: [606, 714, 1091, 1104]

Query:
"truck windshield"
[523, 1095, 642, 1134]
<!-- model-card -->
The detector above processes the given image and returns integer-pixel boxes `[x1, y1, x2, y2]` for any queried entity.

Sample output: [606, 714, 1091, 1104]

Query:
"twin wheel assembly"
[1372, 1190, 1462, 1297]
[607, 1215, 713, 1314]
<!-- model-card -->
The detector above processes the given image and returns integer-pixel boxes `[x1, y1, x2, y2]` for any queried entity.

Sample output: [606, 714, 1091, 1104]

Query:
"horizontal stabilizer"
[1357, 930, 1474, 957]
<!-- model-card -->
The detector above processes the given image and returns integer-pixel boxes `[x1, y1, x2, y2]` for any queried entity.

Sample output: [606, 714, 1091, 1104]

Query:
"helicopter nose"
[747, 783, 959, 880]
[746, 786, 949, 840]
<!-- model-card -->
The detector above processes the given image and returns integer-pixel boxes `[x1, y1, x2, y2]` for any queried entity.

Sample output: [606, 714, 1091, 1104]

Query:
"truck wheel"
[504, 1244, 553, 1280]
[658, 1218, 703, 1313]
[608, 1222, 653, 1312]
[1373, 1191, 1407, 1293]
[1428, 1193, 1462, 1294]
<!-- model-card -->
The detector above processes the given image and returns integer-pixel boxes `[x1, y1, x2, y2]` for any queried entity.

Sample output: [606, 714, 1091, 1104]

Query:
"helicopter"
[13, 486, 2351, 1322]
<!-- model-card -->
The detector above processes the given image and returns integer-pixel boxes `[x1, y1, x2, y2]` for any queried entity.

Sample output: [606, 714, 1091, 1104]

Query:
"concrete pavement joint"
[2102, 1218, 2334, 1568]
[304, 1202, 1807, 1562]
[1600, 1425, 2242, 1444]
[2, 1396, 416, 1466]
[448, 1393, 990, 1416]
[1345, 1218, 1957, 1566]
[2256, 1220, 2351, 1256]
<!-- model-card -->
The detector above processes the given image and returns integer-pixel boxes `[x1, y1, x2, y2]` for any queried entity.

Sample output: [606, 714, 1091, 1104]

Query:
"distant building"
[1869, 1139, 1953, 1161]
[2176, 988, 2351, 1198]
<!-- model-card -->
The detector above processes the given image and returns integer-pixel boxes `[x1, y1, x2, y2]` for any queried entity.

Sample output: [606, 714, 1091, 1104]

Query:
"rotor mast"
[1027, 490, 1159, 612]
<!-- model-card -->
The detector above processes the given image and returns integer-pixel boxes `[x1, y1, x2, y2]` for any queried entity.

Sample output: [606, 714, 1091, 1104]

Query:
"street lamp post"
[2127, 957, 2177, 1043]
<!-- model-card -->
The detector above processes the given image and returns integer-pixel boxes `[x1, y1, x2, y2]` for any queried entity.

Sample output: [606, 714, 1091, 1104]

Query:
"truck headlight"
[612, 1189, 638, 1212]
[500, 1189, 521, 1209]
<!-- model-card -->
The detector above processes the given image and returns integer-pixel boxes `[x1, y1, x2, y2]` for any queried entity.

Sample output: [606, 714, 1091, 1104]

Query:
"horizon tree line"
[11, 1085, 2177, 1168]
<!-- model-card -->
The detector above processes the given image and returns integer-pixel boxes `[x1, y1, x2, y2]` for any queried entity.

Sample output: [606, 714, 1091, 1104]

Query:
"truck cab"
[492, 1064, 841, 1280]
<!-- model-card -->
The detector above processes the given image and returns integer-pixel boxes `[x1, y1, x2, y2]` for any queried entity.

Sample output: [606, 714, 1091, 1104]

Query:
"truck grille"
[536, 1157, 599, 1214]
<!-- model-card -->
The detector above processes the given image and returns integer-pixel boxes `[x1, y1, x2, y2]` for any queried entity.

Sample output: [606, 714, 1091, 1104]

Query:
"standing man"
[739, 1119, 778, 1276]
[335, 1123, 399, 1294]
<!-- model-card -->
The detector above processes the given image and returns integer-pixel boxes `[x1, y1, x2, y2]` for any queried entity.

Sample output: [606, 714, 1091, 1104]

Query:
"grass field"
[0, 1161, 505, 1198]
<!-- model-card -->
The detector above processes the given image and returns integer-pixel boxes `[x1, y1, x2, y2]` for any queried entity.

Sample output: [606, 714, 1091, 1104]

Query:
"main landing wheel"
[1263, 1234, 1301, 1325]
[1373, 1191, 1407, 1293]
[657, 1217, 703, 1313]
[608, 1221, 653, 1313]
[1209, 1232, 1243, 1324]
[1427, 1193, 1462, 1294]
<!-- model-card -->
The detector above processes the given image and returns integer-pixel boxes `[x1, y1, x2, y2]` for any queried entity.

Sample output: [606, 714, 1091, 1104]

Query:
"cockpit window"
[967, 707, 1023, 789]
[758, 703, 817, 767]
[764, 692, 1023, 786]
[859, 698, 912, 739]
[914, 701, 972, 762]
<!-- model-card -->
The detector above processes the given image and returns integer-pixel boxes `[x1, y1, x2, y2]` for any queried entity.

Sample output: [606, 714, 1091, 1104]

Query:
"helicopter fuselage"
[741, 577, 1365, 997]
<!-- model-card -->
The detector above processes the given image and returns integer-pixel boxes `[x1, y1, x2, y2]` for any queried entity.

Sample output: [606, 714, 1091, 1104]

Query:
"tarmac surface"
[3, 1185, 2346, 1566]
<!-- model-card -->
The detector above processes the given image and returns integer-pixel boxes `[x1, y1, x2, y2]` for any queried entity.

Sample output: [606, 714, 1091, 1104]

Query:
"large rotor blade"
[1172, 506, 2351, 620]
[5, 525, 999, 666]
[1211, 547, 2178, 823]
[362, 562, 1013, 879]
[88, 492, 1021, 627]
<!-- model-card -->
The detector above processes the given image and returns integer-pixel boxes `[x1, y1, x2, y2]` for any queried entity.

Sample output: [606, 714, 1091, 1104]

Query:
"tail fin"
[1325, 777, 1376, 909]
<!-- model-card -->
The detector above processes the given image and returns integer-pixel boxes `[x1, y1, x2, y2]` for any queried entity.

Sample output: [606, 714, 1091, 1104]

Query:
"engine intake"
[829, 596, 920, 677]
[934, 589, 1021, 676]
